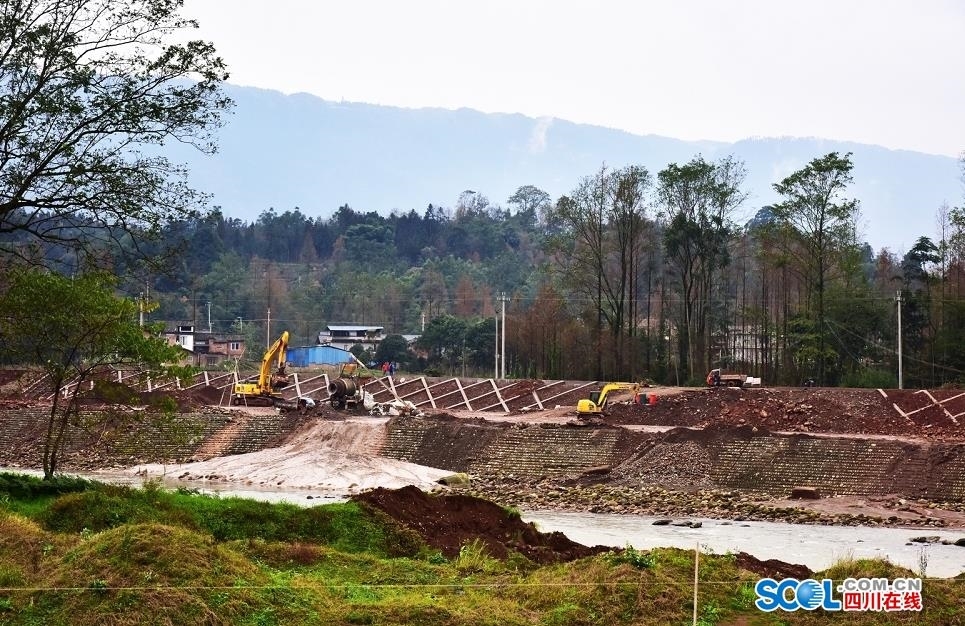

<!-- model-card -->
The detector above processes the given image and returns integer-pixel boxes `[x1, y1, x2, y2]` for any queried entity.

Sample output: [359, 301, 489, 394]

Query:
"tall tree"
[546, 164, 651, 379]
[0, 269, 187, 478]
[508, 184, 551, 230]
[0, 0, 231, 268]
[658, 155, 746, 381]
[771, 152, 860, 384]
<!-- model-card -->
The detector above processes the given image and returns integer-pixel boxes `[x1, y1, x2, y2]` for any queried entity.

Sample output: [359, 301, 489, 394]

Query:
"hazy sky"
[182, 0, 965, 157]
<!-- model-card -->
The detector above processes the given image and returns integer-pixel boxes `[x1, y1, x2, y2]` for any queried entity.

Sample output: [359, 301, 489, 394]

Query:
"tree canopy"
[0, 269, 188, 478]
[0, 0, 231, 269]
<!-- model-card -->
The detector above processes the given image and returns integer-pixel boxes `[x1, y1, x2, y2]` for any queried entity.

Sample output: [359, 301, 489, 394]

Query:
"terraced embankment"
[378, 415, 965, 501]
[3, 381, 965, 519]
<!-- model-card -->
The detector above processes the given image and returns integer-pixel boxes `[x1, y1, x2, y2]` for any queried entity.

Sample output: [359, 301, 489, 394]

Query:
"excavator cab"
[576, 382, 641, 418]
[232, 331, 290, 405]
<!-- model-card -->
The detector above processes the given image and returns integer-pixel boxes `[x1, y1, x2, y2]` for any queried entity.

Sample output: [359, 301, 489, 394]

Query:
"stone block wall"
[0, 409, 304, 468]
[380, 419, 621, 477]
[468, 427, 619, 477]
[708, 436, 906, 495]
[707, 434, 965, 500]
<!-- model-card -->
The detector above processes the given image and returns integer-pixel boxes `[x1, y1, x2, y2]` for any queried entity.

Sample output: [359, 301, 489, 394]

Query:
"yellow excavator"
[576, 382, 642, 418]
[232, 331, 291, 406]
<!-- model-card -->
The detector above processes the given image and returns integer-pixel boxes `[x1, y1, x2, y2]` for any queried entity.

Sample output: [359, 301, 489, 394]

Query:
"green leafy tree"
[374, 334, 412, 368]
[465, 318, 496, 371]
[771, 152, 860, 384]
[341, 222, 397, 270]
[0, 270, 189, 478]
[0, 0, 231, 267]
[415, 314, 470, 374]
[658, 155, 746, 381]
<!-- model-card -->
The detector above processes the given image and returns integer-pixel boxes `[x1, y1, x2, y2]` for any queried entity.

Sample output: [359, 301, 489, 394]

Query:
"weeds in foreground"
[454, 539, 499, 574]
[0, 473, 964, 625]
[606, 544, 656, 570]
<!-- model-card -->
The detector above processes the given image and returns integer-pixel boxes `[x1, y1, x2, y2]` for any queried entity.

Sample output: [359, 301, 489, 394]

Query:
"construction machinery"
[328, 362, 362, 409]
[706, 368, 747, 388]
[576, 382, 642, 418]
[233, 331, 291, 405]
[327, 361, 379, 410]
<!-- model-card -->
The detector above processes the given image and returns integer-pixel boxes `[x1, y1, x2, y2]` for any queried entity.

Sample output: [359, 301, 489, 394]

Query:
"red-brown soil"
[352, 485, 612, 564]
[733, 552, 812, 580]
[605, 386, 965, 439]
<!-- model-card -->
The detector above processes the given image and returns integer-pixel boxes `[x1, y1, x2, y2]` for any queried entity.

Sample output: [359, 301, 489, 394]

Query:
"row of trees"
[8, 148, 963, 389]
[119, 150, 963, 390]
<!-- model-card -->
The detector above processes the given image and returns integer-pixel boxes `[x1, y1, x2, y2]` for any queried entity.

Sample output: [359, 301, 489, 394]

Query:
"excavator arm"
[576, 382, 641, 417]
[257, 331, 290, 390]
[233, 331, 290, 404]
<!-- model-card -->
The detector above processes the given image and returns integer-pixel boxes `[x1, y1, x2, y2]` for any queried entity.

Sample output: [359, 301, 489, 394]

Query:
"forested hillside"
[85, 152, 965, 389]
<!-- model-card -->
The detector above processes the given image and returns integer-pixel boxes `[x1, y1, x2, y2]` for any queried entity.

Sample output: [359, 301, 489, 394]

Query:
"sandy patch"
[128, 419, 452, 495]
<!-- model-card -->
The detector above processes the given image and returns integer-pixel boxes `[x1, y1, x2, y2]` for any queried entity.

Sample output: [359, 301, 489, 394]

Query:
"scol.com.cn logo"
[755, 577, 923, 612]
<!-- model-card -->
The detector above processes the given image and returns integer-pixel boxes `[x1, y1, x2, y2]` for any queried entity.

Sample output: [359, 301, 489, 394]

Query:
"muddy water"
[522, 511, 965, 578]
[8, 467, 965, 577]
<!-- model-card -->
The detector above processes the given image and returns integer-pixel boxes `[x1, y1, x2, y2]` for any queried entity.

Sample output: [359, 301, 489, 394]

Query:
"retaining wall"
[381, 420, 965, 501]
[4, 407, 965, 501]
[0, 408, 300, 467]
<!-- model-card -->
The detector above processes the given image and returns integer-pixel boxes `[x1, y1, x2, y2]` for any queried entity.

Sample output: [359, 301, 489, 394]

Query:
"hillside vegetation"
[88, 153, 965, 390]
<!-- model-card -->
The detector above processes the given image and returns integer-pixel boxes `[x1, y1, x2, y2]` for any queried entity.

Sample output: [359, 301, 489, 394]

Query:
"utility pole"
[494, 306, 499, 379]
[138, 292, 144, 327]
[499, 292, 509, 379]
[896, 290, 903, 389]
[266, 262, 272, 348]
[207, 300, 212, 334]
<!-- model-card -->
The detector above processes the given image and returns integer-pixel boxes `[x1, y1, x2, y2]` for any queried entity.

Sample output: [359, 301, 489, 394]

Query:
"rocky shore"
[452, 474, 964, 529]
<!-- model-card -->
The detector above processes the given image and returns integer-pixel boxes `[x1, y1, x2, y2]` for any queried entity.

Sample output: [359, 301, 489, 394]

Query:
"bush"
[606, 545, 655, 570]
[840, 368, 897, 389]
[0, 472, 94, 499]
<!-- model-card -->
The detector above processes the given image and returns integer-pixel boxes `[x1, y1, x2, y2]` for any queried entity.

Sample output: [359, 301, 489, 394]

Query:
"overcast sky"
[182, 0, 965, 157]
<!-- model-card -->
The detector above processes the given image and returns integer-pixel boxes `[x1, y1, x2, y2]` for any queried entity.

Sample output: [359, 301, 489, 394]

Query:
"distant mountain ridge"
[169, 84, 963, 255]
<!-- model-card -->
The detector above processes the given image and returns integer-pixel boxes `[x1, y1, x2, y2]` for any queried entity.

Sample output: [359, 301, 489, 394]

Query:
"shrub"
[0, 472, 94, 499]
[840, 368, 897, 389]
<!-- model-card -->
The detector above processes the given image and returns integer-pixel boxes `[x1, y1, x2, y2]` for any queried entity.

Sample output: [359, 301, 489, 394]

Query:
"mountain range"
[168, 84, 963, 256]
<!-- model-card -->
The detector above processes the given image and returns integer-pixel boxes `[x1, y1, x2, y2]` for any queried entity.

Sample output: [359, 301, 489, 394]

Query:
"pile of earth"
[605, 386, 965, 438]
[734, 552, 811, 580]
[351, 485, 611, 564]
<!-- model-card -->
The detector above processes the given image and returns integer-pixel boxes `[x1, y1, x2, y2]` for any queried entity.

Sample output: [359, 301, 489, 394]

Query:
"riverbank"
[10, 472, 963, 626]
[455, 476, 965, 529]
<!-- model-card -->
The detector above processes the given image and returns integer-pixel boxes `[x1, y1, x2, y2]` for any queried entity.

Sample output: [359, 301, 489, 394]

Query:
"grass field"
[0, 472, 961, 625]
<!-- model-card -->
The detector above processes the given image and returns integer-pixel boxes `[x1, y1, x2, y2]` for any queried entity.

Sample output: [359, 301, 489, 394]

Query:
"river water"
[7, 468, 965, 578]
[521, 511, 965, 578]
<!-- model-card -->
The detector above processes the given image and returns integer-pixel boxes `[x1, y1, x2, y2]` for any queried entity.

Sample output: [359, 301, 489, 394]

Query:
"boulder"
[437, 473, 470, 487]
[789, 486, 821, 500]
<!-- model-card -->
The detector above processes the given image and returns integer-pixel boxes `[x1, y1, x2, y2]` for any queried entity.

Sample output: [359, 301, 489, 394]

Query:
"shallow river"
[9, 469, 965, 578]
[521, 511, 965, 578]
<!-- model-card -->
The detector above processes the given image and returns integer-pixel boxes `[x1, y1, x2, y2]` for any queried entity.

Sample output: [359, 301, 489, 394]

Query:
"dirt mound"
[734, 551, 812, 580]
[352, 485, 611, 564]
[75, 379, 228, 412]
[606, 387, 965, 439]
[179, 384, 231, 408]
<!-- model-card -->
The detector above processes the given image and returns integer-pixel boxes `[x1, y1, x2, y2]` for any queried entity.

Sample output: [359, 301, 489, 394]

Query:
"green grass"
[0, 472, 963, 625]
